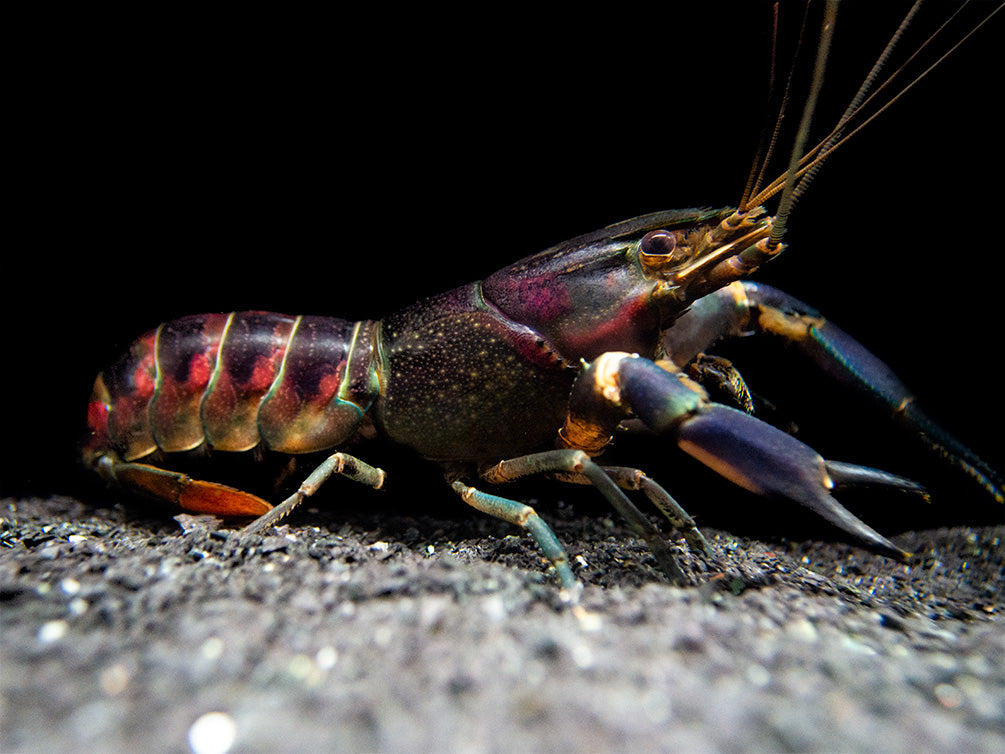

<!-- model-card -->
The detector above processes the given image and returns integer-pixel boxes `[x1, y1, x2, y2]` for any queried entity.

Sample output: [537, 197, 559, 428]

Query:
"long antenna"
[764, 1, 838, 249]
[746, 0, 1001, 211]
[789, 0, 923, 205]
[739, 2, 784, 212]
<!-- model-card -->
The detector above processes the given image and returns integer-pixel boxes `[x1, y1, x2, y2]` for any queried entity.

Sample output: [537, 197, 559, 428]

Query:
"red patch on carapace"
[564, 293, 655, 357]
[187, 352, 213, 389]
[132, 357, 156, 397]
[315, 370, 341, 405]
[245, 353, 279, 391]
[87, 400, 109, 434]
[517, 275, 571, 323]
[82, 400, 111, 463]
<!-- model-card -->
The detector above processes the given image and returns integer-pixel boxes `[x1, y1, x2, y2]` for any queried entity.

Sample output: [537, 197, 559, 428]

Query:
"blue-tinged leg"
[663, 281, 1003, 505]
[242, 452, 386, 534]
[594, 466, 710, 555]
[450, 480, 580, 597]
[478, 450, 689, 586]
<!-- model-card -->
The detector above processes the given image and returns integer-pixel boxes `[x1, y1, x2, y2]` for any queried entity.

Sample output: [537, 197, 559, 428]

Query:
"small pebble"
[188, 712, 237, 754]
[38, 620, 68, 643]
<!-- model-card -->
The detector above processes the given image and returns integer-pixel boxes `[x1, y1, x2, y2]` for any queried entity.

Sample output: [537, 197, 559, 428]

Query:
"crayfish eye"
[639, 229, 687, 268]
[641, 229, 676, 255]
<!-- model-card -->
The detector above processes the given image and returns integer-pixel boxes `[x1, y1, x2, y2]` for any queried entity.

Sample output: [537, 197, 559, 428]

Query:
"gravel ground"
[2, 493, 1002, 753]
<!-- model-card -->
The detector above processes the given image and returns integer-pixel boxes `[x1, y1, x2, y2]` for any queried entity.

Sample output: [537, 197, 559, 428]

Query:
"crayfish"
[83, 3, 1003, 597]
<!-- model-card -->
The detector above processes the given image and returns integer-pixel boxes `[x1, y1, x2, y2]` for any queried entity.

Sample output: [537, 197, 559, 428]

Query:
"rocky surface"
[1, 494, 1002, 752]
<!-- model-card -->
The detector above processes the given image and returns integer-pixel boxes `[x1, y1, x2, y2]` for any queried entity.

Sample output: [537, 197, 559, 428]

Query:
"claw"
[823, 460, 929, 500]
[675, 405, 910, 560]
[587, 355, 912, 559]
[744, 282, 1004, 505]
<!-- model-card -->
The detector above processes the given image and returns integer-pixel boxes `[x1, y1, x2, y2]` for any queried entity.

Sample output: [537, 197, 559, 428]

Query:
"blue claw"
[612, 356, 912, 559]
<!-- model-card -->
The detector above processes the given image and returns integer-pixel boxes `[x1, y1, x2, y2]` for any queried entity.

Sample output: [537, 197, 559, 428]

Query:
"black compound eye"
[639, 229, 683, 264]
[640, 229, 677, 256]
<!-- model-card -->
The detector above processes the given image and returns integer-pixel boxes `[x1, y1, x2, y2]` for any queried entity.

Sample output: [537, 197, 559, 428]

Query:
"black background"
[6, 3, 1001, 532]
